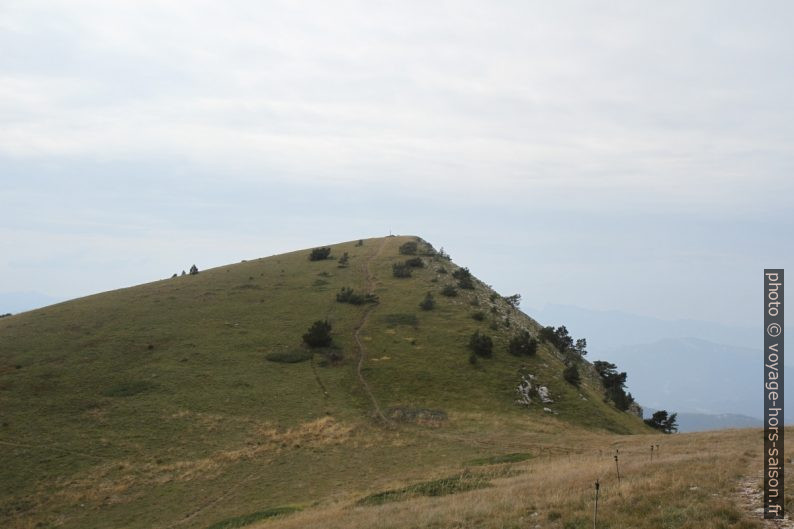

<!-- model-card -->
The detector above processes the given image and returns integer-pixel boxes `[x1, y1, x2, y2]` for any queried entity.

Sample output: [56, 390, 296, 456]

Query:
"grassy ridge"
[248, 427, 779, 529]
[0, 235, 648, 528]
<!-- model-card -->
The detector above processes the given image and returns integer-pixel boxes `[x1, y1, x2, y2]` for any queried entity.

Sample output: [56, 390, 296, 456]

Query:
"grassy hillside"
[1, 235, 653, 528]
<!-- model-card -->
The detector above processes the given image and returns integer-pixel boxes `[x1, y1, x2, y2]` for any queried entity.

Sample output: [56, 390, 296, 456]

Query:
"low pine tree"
[508, 330, 538, 356]
[469, 330, 493, 358]
[419, 292, 435, 311]
[302, 320, 333, 348]
[563, 364, 581, 386]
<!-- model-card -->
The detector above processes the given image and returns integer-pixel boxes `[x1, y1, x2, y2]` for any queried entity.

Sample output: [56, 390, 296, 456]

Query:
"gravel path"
[736, 473, 793, 527]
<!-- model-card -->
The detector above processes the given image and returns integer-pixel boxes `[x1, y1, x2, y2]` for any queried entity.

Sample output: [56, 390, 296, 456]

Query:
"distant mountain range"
[530, 304, 786, 427]
[529, 303, 757, 353]
[599, 337, 775, 420]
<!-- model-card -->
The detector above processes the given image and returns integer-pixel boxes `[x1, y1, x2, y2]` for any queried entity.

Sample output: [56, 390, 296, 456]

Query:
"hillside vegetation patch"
[265, 350, 313, 364]
[308, 247, 332, 261]
[357, 471, 491, 506]
[419, 292, 435, 310]
[452, 267, 475, 290]
[441, 285, 458, 297]
[398, 241, 418, 255]
[469, 330, 493, 358]
[205, 505, 302, 529]
[466, 452, 533, 466]
[404, 257, 424, 268]
[392, 263, 412, 278]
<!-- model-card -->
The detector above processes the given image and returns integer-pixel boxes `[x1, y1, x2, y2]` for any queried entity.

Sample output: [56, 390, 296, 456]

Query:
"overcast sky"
[1, 0, 792, 330]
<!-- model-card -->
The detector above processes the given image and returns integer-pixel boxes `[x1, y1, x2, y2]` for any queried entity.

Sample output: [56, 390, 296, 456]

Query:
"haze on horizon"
[1, 1, 792, 333]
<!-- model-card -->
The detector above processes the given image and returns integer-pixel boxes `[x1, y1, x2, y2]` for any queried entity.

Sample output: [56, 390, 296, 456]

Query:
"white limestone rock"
[537, 386, 553, 403]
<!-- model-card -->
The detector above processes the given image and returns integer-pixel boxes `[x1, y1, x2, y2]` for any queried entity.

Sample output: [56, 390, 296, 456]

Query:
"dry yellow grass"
[249, 427, 781, 529]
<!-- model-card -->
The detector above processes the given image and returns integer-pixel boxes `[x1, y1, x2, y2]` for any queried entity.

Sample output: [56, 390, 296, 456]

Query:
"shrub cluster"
[404, 257, 424, 268]
[309, 247, 332, 261]
[507, 330, 538, 356]
[189, 264, 199, 275]
[419, 292, 435, 311]
[538, 325, 573, 352]
[338, 252, 350, 267]
[539, 326, 588, 357]
[441, 285, 458, 297]
[452, 267, 474, 289]
[563, 364, 581, 386]
[336, 287, 377, 305]
[399, 241, 418, 255]
[469, 330, 493, 358]
[392, 263, 412, 278]
[594, 360, 635, 411]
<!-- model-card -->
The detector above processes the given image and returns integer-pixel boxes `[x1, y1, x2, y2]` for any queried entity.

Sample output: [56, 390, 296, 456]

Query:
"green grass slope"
[0, 235, 648, 529]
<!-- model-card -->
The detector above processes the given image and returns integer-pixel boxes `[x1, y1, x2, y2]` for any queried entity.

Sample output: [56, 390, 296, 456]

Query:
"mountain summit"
[0, 235, 647, 528]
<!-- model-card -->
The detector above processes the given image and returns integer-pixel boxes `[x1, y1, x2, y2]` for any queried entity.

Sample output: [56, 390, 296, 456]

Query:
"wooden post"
[593, 479, 600, 529]
[614, 454, 621, 486]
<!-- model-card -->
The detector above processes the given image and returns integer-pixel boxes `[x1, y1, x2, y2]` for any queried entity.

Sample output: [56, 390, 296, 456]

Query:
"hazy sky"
[2, 1, 792, 329]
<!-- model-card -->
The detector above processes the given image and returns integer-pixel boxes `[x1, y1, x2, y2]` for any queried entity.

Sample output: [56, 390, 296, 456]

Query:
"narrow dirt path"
[170, 240, 392, 526]
[353, 238, 390, 424]
[165, 471, 262, 528]
[736, 472, 794, 527]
